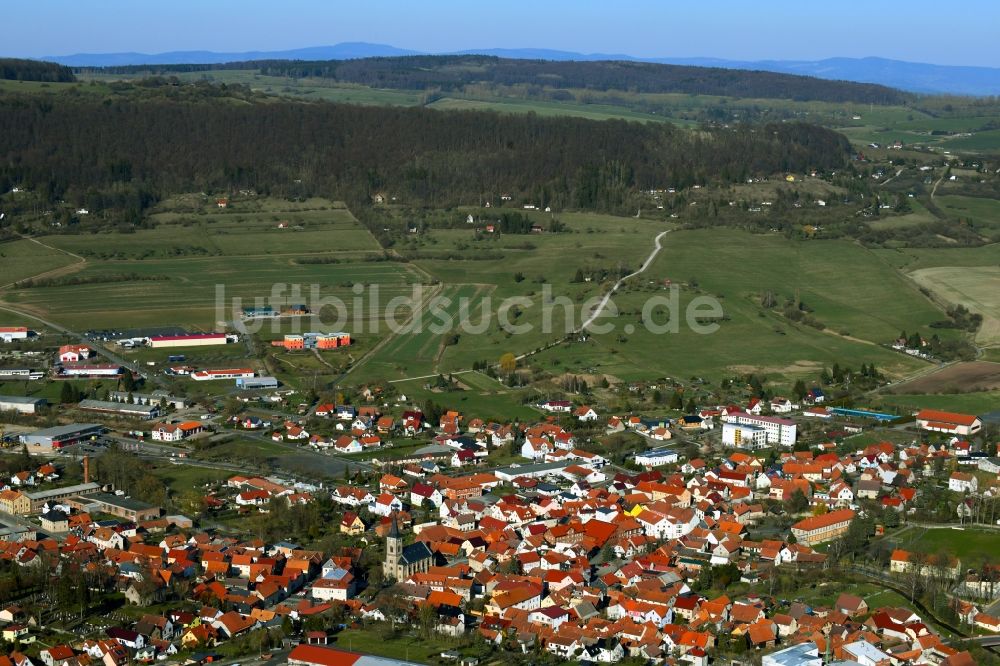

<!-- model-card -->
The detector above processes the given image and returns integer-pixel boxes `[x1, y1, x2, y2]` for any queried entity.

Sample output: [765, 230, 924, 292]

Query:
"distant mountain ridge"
[39, 42, 1000, 95]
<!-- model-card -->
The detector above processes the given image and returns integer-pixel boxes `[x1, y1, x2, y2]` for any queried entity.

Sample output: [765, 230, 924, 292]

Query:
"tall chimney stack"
[83, 455, 90, 484]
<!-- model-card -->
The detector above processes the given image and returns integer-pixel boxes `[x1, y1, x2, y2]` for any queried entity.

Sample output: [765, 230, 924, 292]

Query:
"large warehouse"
[0, 395, 47, 414]
[191, 368, 254, 381]
[236, 376, 279, 390]
[78, 399, 161, 419]
[0, 327, 28, 342]
[148, 333, 230, 349]
[58, 362, 123, 378]
[20, 423, 106, 450]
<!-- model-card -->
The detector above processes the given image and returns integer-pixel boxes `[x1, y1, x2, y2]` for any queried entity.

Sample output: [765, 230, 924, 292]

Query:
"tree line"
[89, 55, 909, 104]
[0, 89, 852, 218]
[0, 58, 75, 83]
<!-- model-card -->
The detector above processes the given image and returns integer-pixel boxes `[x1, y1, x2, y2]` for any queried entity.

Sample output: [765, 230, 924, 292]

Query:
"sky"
[6, 0, 999, 67]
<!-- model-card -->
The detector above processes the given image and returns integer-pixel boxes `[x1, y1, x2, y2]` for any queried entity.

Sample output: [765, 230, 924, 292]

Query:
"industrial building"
[493, 460, 572, 481]
[0, 518, 35, 542]
[0, 327, 28, 342]
[66, 492, 160, 522]
[25, 482, 100, 512]
[20, 423, 105, 450]
[108, 390, 189, 409]
[78, 399, 161, 419]
[57, 362, 123, 378]
[236, 376, 279, 390]
[634, 448, 680, 467]
[191, 368, 254, 381]
[0, 367, 44, 380]
[148, 333, 230, 348]
[0, 395, 47, 414]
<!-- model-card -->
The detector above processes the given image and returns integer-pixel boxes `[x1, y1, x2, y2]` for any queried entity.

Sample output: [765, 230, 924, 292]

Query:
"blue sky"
[7, 0, 999, 66]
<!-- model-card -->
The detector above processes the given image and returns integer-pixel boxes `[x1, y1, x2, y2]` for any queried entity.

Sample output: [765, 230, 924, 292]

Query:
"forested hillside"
[0, 58, 75, 82]
[0, 92, 851, 217]
[90, 54, 908, 104]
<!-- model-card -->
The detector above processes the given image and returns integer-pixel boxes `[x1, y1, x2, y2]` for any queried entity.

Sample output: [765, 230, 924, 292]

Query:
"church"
[383, 513, 433, 581]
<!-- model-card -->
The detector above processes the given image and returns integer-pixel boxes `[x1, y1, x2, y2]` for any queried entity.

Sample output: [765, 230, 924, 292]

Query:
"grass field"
[2, 199, 422, 330]
[876, 390, 1000, 415]
[933, 195, 1000, 241]
[149, 462, 231, 494]
[519, 229, 939, 384]
[899, 527, 1000, 565]
[909, 266, 1000, 346]
[0, 237, 79, 287]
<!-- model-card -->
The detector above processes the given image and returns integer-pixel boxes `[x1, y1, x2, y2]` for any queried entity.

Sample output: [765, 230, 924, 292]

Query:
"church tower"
[384, 512, 402, 579]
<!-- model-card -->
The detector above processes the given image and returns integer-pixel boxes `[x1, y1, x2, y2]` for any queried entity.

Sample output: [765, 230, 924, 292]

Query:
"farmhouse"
[790, 508, 855, 545]
[540, 400, 572, 413]
[915, 409, 982, 436]
[148, 333, 229, 348]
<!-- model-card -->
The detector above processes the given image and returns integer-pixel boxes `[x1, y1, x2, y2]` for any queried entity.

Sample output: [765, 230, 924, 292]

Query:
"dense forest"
[89, 54, 908, 105]
[0, 91, 851, 216]
[0, 58, 76, 82]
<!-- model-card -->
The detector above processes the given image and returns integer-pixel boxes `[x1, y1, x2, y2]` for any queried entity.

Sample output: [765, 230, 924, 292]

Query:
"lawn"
[331, 626, 466, 664]
[901, 527, 1000, 565]
[149, 462, 231, 495]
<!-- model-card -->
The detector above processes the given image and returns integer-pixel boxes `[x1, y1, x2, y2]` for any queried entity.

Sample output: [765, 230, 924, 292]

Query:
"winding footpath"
[579, 229, 670, 332]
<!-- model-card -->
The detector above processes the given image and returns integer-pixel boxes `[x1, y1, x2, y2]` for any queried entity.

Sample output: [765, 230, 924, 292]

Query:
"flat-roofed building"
[78, 399, 160, 419]
[108, 390, 189, 409]
[25, 482, 100, 512]
[0, 395, 47, 414]
[70, 492, 160, 522]
[20, 423, 105, 450]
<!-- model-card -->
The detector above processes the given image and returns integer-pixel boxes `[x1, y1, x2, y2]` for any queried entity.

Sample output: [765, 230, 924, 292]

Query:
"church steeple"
[384, 512, 402, 580]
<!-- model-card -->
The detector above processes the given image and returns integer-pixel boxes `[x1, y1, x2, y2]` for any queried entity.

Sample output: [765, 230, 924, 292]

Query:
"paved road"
[0, 304, 165, 388]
